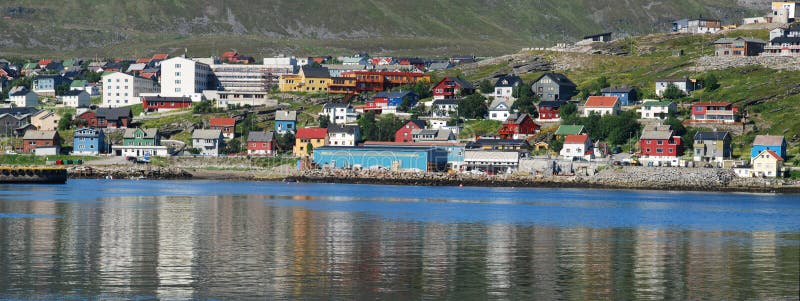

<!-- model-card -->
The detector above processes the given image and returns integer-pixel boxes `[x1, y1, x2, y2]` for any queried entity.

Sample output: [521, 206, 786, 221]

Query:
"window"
[175, 64, 181, 68]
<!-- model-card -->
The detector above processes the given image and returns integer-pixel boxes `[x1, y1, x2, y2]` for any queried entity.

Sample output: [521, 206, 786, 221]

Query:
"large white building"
[101, 72, 158, 107]
[159, 57, 211, 101]
[321, 102, 358, 125]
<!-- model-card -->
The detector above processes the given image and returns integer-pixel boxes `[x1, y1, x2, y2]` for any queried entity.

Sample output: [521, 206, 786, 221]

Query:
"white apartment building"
[101, 72, 158, 107]
[159, 57, 211, 101]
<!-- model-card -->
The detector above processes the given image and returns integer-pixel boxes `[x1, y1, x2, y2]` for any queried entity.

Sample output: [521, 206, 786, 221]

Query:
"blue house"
[601, 87, 638, 106]
[73, 127, 106, 155]
[751, 135, 787, 159]
[274, 110, 297, 134]
[313, 146, 448, 172]
[372, 91, 419, 109]
[363, 142, 465, 170]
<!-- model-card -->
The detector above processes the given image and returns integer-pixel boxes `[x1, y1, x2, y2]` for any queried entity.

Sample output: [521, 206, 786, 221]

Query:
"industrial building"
[313, 146, 448, 172]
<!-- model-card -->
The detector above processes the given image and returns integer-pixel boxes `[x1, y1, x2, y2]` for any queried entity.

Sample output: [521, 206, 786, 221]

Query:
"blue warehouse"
[313, 146, 448, 172]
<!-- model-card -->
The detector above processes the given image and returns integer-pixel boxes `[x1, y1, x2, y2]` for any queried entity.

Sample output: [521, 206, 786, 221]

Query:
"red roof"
[221, 51, 238, 58]
[37, 59, 52, 66]
[760, 150, 784, 161]
[564, 134, 589, 144]
[584, 96, 619, 107]
[136, 58, 152, 64]
[152, 53, 169, 60]
[296, 127, 328, 139]
[693, 102, 731, 107]
[210, 117, 236, 127]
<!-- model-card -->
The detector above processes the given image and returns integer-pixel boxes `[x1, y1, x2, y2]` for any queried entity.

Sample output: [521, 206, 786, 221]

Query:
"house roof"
[192, 129, 222, 140]
[534, 73, 576, 87]
[374, 91, 416, 99]
[538, 100, 566, 108]
[489, 99, 510, 111]
[136, 58, 152, 64]
[601, 87, 635, 94]
[152, 53, 169, 60]
[640, 129, 674, 140]
[555, 125, 585, 136]
[694, 131, 730, 141]
[300, 66, 330, 78]
[275, 110, 297, 121]
[412, 129, 454, 140]
[0, 107, 38, 116]
[23, 130, 58, 140]
[296, 127, 328, 139]
[247, 131, 275, 142]
[770, 36, 800, 44]
[433, 98, 461, 106]
[494, 75, 523, 88]
[96, 107, 132, 120]
[714, 37, 767, 44]
[61, 90, 86, 96]
[209, 117, 236, 127]
[427, 62, 452, 70]
[23, 63, 38, 69]
[441, 77, 475, 89]
[70, 80, 87, 88]
[757, 150, 784, 161]
[642, 100, 674, 106]
[655, 77, 689, 83]
[323, 102, 351, 109]
[327, 124, 360, 135]
[127, 63, 147, 72]
[584, 96, 619, 107]
[564, 134, 590, 144]
[74, 127, 102, 137]
[693, 102, 731, 107]
[466, 139, 527, 148]
[124, 128, 158, 139]
[508, 113, 532, 125]
[9, 88, 33, 96]
[753, 135, 785, 146]
[404, 119, 426, 129]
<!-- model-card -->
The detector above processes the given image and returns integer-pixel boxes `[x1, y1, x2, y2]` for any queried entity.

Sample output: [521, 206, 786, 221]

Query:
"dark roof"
[142, 96, 192, 103]
[374, 91, 416, 99]
[511, 113, 532, 125]
[770, 36, 800, 44]
[61, 90, 86, 96]
[74, 127, 102, 138]
[96, 107, 132, 120]
[300, 66, 330, 78]
[9, 88, 33, 96]
[0, 107, 38, 115]
[327, 124, 360, 135]
[466, 139, 527, 149]
[494, 75, 523, 88]
[432, 98, 461, 106]
[534, 73, 576, 87]
[103, 62, 123, 70]
[694, 131, 730, 141]
[405, 119, 426, 128]
[247, 131, 275, 142]
[34, 74, 64, 79]
[601, 87, 635, 94]
[538, 100, 566, 108]
[323, 102, 351, 109]
[447, 77, 475, 89]
[583, 32, 612, 39]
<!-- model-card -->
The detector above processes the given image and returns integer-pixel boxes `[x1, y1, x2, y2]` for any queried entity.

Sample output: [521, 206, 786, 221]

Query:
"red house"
[142, 96, 193, 112]
[432, 77, 475, 100]
[247, 131, 276, 156]
[537, 101, 566, 120]
[395, 120, 426, 143]
[498, 113, 540, 139]
[75, 107, 132, 128]
[22, 130, 61, 154]
[639, 125, 682, 159]
[210, 117, 237, 139]
[75, 111, 97, 127]
[690, 102, 738, 124]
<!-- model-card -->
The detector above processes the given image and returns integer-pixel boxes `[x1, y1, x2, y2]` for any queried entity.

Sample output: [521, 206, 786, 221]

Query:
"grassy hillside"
[0, 0, 763, 57]
[446, 29, 800, 157]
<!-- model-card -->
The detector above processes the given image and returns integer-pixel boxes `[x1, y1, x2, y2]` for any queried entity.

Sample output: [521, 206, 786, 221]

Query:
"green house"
[123, 128, 160, 146]
[555, 125, 586, 138]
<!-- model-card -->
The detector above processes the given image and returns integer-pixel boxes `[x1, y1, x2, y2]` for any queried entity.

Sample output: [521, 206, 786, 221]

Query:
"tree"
[398, 96, 412, 112]
[55, 83, 70, 96]
[559, 102, 578, 118]
[357, 111, 378, 141]
[223, 139, 242, 154]
[58, 113, 73, 130]
[458, 94, 488, 119]
[703, 73, 720, 91]
[662, 83, 685, 100]
[375, 114, 405, 141]
[479, 79, 494, 93]
[513, 83, 532, 99]
[306, 142, 314, 154]
[512, 92, 539, 116]
[409, 104, 426, 120]
[193, 100, 217, 113]
[309, 62, 323, 68]
[276, 133, 295, 152]
[578, 76, 610, 99]
[318, 115, 330, 128]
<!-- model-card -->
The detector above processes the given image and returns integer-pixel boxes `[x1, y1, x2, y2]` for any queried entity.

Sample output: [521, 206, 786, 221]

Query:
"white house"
[582, 96, 620, 117]
[326, 124, 360, 146]
[101, 72, 158, 107]
[655, 77, 695, 97]
[428, 119, 449, 130]
[488, 99, 512, 122]
[736, 149, 785, 178]
[159, 57, 211, 101]
[560, 134, 593, 161]
[431, 99, 460, 118]
[59, 90, 90, 108]
[192, 129, 224, 157]
[638, 100, 677, 119]
[321, 102, 358, 124]
[492, 75, 522, 100]
[9, 87, 38, 108]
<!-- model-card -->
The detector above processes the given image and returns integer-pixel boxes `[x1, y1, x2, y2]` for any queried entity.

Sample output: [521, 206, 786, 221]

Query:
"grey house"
[530, 73, 576, 102]
[192, 129, 224, 157]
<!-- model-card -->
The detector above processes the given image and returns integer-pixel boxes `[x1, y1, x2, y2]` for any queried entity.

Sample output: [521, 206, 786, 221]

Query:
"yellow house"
[30, 110, 60, 131]
[752, 149, 783, 177]
[293, 127, 328, 157]
[279, 66, 331, 93]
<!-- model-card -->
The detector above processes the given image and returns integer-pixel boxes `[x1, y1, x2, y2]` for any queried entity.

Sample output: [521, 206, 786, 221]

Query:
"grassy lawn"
[459, 119, 502, 139]
[139, 111, 201, 128]
[0, 154, 99, 166]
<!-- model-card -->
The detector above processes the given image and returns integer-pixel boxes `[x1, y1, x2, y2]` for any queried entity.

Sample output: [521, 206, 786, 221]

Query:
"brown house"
[714, 37, 766, 57]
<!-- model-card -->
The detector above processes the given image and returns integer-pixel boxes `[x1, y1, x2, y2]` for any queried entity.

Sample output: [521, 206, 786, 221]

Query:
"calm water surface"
[0, 180, 798, 300]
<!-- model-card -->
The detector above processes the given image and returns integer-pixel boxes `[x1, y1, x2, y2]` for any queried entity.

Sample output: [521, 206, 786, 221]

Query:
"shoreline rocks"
[67, 165, 192, 180]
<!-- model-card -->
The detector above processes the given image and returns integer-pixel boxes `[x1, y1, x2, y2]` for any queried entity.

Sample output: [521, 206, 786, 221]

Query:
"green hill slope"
[0, 0, 763, 57]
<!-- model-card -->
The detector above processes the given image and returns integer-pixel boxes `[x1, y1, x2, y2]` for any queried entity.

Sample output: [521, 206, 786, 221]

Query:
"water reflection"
[0, 183, 797, 299]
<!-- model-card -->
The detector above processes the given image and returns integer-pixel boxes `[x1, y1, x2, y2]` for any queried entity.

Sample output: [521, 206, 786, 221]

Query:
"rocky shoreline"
[67, 165, 193, 180]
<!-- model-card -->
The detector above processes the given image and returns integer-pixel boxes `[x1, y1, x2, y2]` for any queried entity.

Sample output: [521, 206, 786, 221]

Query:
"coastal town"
[1, 2, 799, 189]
